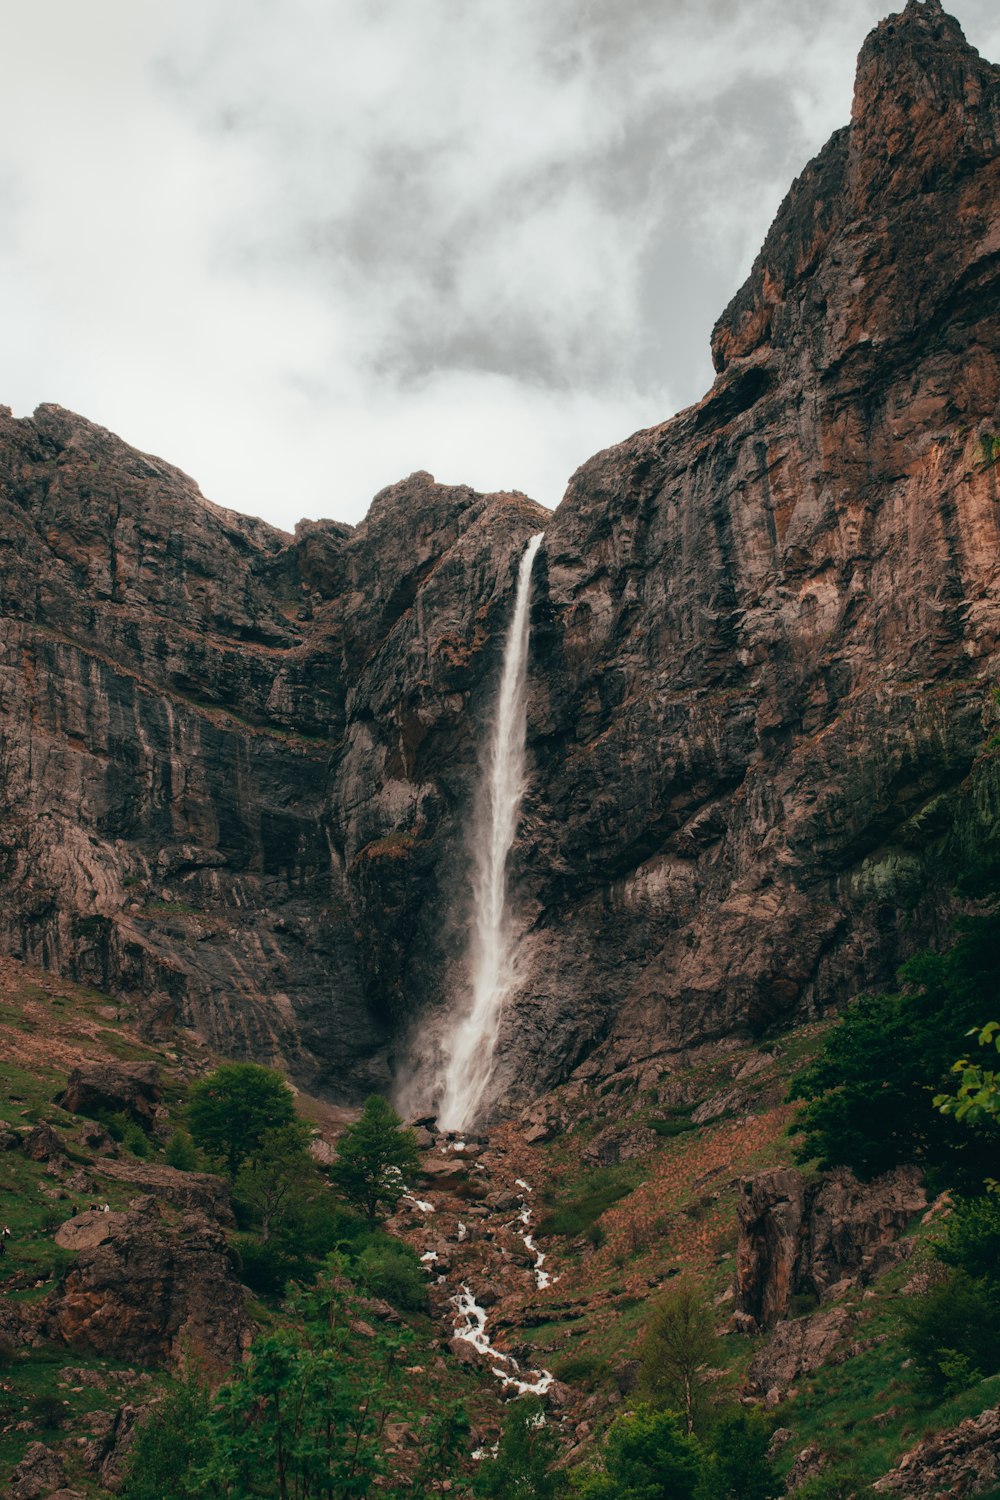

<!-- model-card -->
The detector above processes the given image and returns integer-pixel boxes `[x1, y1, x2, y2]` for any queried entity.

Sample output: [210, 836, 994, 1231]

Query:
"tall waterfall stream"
[437, 533, 544, 1132]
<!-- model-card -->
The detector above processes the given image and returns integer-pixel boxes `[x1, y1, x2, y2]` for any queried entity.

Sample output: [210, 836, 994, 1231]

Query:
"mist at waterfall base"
[400, 533, 544, 1134]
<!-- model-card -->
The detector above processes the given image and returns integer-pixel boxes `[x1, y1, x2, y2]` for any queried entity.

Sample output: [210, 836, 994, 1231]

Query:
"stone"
[48, 1208, 249, 1369]
[8, 1443, 67, 1500]
[21, 1124, 66, 1163]
[56, 1062, 162, 1127]
[746, 1306, 854, 1394]
[82, 1402, 149, 1491]
[874, 1403, 1000, 1498]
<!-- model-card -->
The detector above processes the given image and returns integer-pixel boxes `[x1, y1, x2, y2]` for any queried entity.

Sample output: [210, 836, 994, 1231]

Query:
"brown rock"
[21, 1124, 66, 1163]
[93, 1159, 233, 1224]
[874, 1402, 1000, 1498]
[48, 1209, 248, 1369]
[746, 1306, 854, 1394]
[735, 1165, 925, 1328]
[57, 1062, 162, 1127]
[8, 1443, 67, 1500]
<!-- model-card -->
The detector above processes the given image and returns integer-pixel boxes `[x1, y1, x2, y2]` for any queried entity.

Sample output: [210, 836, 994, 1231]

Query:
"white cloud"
[1, 1, 997, 529]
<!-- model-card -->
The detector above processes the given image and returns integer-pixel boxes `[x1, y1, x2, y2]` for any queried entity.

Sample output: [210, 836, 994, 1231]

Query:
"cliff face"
[1, 0, 998, 1107]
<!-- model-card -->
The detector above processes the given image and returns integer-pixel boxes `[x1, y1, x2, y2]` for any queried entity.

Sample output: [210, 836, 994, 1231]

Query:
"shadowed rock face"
[0, 3, 998, 1107]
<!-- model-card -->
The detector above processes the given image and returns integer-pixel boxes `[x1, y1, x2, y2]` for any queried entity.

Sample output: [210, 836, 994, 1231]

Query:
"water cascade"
[437, 532, 544, 1131]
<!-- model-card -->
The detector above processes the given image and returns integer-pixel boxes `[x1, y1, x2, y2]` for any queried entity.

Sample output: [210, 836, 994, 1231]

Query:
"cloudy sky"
[2, 1, 998, 532]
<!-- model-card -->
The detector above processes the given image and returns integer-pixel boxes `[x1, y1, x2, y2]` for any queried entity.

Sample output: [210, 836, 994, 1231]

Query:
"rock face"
[873, 1403, 1000, 1498]
[56, 1061, 162, 1128]
[48, 1208, 249, 1368]
[0, 3, 998, 1108]
[734, 1165, 926, 1329]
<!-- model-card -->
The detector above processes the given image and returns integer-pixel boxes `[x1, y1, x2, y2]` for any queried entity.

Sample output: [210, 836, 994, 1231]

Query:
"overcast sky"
[2, 2, 997, 532]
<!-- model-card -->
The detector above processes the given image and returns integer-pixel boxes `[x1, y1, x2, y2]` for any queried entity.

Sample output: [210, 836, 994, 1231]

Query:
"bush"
[233, 1235, 301, 1298]
[551, 1352, 611, 1391]
[29, 1392, 66, 1430]
[120, 1379, 211, 1500]
[98, 1109, 150, 1158]
[900, 1268, 1000, 1394]
[354, 1238, 428, 1312]
[938, 1193, 1000, 1288]
[164, 1128, 198, 1171]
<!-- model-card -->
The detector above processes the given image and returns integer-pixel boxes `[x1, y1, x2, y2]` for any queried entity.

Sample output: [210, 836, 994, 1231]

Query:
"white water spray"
[437, 532, 544, 1132]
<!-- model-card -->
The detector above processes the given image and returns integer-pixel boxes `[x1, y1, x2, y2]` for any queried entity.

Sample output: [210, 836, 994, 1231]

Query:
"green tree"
[187, 1063, 297, 1177]
[330, 1095, 421, 1225]
[474, 1399, 566, 1499]
[637, 1280, 719, 1434]
[789, 910, 1000, 1190]
[576, 1407, 702, 1500]
[697, 1411, 779, 1500]
[233, 1122, 316, 1243]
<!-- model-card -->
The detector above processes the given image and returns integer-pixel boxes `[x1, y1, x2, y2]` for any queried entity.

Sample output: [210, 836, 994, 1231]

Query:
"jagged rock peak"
[711, 0, 1000, 373]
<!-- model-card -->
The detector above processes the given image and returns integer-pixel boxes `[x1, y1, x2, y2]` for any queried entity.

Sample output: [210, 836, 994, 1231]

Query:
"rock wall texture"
[0, 0, 998, 1109]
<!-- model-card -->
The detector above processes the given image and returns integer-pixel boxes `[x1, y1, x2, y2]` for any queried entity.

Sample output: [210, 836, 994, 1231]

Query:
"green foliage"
[232, 1234, 301, 1298]
[98, 1109, 150, 1158]
[28, 1391, 66, 1431]
[535, 1166, 638, 1239]
[789, 911, 1000, 1190]
[637, 1279, 719, 1434]
[900, 1269, 1000, 1395]
[354, 1238, 428, 1312]
[551, 1352, 611, 1392]
[163, 1127, 198, 1171]
[120, 1379, 212, 1500]
[575, 1406, 701, 1500]
[330, 1095, 421, 1225]
[233, 1122, 317, 1243]
[187, 1063, 297, 1177]
[122, 1256, 428, 1499]
[697, 1412, 779, 1500]
[937, 1192, 1000, 1287]
[793, 1469, 866, 1500]
[935, 1020, 1000, 1126]
[474, 1399, 567, 1499]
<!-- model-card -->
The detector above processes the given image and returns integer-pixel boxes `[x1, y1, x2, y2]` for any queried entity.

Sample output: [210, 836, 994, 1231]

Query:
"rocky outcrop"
[746, 1305, 854, 1395]
[8, 1443, 68, 1500]
[48, 1208, 249, 1368]
[734, 1165, 925, 1328]
[0, 3, 998, 1110]
[874, 1403, 1000, 1498]
[56, 1061, 162, 1129]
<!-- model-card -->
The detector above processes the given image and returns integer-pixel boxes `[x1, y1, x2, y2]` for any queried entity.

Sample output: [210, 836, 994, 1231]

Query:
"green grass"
[536, 1164, 643, 1239]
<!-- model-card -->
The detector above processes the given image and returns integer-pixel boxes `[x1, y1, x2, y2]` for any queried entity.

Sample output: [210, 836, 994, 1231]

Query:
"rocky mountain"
[0, 0, 998, 1112]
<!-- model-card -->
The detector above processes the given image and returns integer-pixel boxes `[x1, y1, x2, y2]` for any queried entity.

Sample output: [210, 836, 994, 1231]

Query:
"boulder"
[47, 1208, 249, 1369]
[21, 1123, 66, 1163]
[56, 1062, 162, 1128]
[93, 1159, 233, 1224]
[82, 1403, 150, 1491]
[8, 1443, 67, 1500]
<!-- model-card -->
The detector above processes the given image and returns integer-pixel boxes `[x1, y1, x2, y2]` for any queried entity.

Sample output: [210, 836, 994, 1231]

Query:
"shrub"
[900, 1268, 1000, 1394]
[551, 1352, 611, 1391]
[233, 1235, 301, 1298]
[30, 1392, 66, 1430]
[164, 1128, 198, 1171]
[354, 1238, 428, 1312]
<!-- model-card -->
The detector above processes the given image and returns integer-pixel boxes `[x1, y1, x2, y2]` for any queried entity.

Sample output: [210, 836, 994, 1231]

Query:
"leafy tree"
[164, 1127, 199, 1171]
[233, 1122, 316, 1243]
[330, 1095, 421, 1225]
[355, 1237, 428, 1312]
[789, 910, 1000, 1190]
[120, 1378, 213, 1500]
[697, 1411, 779, 1500]
[937, 1191, 1000, 1288]
[637, 1279, 718, 1434]
[576, 1406, 702, 1500]
[935, 1020, 1000, 1127]
[474, 1398, 566, 1499]
[187, 1063, 297, 1177]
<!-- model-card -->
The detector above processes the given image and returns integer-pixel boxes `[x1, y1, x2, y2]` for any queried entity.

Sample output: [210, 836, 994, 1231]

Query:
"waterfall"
[437, 532, 544, 1132]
